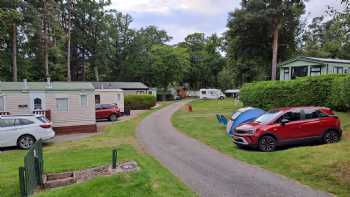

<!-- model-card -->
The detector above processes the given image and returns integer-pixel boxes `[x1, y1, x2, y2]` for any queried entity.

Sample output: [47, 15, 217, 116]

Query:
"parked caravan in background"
[199, 89, 225, 100]
[224, 89, 240, 99]
[95, 89, 124, 113]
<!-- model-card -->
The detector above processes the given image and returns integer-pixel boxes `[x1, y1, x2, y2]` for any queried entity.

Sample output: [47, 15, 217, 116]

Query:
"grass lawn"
[172, 99, 350, 197]
[0, 102, 197, 197]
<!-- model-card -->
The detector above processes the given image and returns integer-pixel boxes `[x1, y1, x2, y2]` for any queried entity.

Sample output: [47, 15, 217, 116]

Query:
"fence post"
[37, 141, 43, 185]
[34, 157, 43, 185]
[112, 149, 118, 169]
[19, 167, 27, 197]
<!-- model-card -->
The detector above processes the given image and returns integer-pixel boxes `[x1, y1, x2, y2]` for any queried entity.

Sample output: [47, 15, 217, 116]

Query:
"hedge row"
[124, 95, 157, 110]
[240, 75, 350, 111]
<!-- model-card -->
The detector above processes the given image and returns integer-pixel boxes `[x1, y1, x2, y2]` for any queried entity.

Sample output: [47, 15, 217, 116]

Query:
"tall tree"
[0, 0, 23, 81]
[66, 0, 73, 81]
[266, 0, 306, 80]
[150, 44, 190, 100]
[302, 6, 350, 59]
[225, 0, 305, 86]
[179, 33, 225, 89]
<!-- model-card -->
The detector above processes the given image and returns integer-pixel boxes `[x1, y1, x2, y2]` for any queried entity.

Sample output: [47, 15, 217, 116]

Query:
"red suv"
[96, 104, 121, 121]
[233, 107, 342, 152]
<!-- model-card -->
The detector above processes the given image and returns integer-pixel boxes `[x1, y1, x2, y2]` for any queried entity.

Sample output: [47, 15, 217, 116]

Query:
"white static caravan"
[94, 89, 124, 112]
[0, 81, 97, 134]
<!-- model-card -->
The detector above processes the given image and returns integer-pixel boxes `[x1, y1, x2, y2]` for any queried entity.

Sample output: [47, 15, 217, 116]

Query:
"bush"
[124, 95, 157, 110]
[328, 75, 350, 111]
[240, 75, 349, 111]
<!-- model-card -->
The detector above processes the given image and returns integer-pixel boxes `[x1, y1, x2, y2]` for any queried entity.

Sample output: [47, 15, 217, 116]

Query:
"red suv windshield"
[255, 111, 282, 124]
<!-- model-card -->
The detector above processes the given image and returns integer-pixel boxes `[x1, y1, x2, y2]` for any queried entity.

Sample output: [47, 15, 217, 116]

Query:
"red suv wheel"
[258, 135, 277, 152]
[323, 129, 340, 144]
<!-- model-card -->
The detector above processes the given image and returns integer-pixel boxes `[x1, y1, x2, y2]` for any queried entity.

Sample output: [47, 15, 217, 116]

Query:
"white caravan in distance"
[199, 89, 225, 100]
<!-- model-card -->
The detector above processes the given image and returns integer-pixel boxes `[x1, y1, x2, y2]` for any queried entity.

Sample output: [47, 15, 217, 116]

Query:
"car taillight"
[40, 123, 51, 128]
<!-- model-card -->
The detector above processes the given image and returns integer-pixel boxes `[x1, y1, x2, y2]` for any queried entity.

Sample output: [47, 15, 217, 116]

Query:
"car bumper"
[232, 135, 258, 148]
[41, 131, 56, 142]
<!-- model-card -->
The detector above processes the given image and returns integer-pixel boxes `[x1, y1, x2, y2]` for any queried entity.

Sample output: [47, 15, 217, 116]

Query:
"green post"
[35, 157, 43, 185]
[112, 149, 117, 169]
[19, 167, 27, 197]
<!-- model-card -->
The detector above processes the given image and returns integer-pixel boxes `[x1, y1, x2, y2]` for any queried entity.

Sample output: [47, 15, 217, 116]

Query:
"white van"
[199, 89, 225, 100]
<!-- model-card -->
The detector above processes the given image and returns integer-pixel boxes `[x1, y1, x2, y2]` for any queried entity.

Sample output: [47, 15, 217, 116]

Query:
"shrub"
[328, 75, 350, 111]
[124, 95, 157, 110]
[240, 75, 349, 111]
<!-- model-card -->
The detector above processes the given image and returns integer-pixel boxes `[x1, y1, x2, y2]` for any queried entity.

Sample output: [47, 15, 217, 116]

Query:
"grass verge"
[0, 102, 196, 197]
[172, 99, 350, 197]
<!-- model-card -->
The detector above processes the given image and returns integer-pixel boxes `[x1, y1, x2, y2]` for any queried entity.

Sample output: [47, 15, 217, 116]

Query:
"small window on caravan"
[81, 95, 87, 107]
[0, 96, 4, 112]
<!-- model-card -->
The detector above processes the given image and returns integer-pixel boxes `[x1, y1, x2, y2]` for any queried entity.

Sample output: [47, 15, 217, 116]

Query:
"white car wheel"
[18, 135, 36, 149]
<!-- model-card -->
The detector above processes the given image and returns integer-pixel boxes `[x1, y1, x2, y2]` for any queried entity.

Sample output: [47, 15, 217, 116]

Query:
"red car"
[233, 106, 342, 152]
[96, 104, 121, 121]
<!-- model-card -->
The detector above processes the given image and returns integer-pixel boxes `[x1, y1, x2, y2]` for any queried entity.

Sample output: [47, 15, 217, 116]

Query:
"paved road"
[137, 101, 331, 197]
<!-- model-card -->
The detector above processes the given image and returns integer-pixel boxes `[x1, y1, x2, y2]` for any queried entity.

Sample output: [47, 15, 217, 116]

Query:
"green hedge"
[240, 75, 350, 111]
[124, 95, 157, 110]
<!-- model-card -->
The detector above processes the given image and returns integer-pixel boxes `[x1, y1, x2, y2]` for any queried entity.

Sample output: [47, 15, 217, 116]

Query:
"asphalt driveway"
[137, 101, 331, 197]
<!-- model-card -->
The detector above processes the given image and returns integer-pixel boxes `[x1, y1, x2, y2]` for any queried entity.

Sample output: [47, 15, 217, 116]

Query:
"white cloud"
[109, 0, 345, 44]
[109, 0, 239, 15]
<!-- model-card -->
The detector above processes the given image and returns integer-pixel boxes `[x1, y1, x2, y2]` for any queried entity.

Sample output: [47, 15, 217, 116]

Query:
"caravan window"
[283, 68, 290, 80]
[334, 66, 344, 74]
[95, 95, 101, 104]
[56, 98, 68, 112]
[80, 95, 88, 107]
[201, 90, 206, 95]
[116, 94, 121, 101]
[0, 96, 4, 112]
[34, 98, 42, 110]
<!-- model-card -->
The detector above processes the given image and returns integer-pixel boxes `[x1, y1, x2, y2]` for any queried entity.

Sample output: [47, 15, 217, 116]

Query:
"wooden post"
[112, 149, 118, 169]
[19, 167, 27, 197]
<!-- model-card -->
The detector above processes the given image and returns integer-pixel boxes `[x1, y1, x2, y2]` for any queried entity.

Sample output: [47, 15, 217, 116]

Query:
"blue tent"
[226, 107, 266, 136]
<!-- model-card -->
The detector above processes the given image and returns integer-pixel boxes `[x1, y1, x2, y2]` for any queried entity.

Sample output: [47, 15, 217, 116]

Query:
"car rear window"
[36, 116, 49, 123]
[0, 119, 15, 127]
[101, 104, 113, 109]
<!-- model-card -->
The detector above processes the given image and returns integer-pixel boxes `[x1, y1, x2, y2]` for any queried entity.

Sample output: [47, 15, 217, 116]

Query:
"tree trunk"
[44, 24, 49, 77]
[271, 18, 280, 81]
[94, 66, 100, 82]
[43, 1, 49, 78]
[66, 0, 72, 81]
[162, 87, 167, 101]
[11, 23, 17, 82]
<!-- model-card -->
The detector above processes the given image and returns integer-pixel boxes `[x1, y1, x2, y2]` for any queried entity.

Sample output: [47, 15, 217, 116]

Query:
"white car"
[0, 115, 55, 149]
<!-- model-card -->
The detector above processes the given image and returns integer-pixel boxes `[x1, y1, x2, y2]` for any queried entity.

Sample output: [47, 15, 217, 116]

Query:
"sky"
[108, 0, 345, 44]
